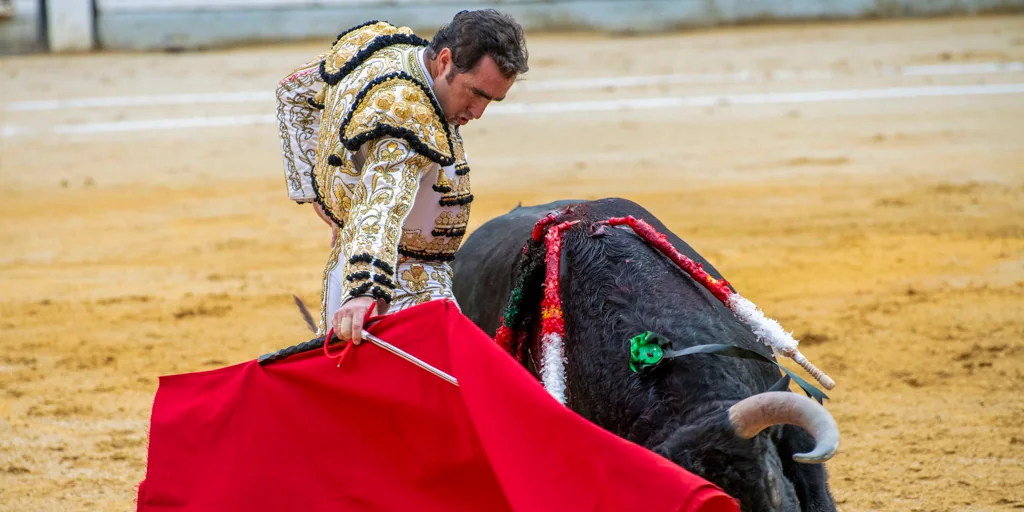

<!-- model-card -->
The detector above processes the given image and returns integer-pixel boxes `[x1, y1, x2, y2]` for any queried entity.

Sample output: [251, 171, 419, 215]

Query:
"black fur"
[452, 198, 836, 512]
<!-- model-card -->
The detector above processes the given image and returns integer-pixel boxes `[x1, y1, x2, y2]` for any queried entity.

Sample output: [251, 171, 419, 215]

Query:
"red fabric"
[137, 299, 738, 512]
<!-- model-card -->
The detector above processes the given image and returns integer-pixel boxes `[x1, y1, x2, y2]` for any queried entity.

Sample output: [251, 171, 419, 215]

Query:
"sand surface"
[1, 14, 1022, 511]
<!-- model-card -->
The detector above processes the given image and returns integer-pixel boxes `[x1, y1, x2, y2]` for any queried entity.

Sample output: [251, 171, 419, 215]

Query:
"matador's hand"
[332, 296, 382, 345]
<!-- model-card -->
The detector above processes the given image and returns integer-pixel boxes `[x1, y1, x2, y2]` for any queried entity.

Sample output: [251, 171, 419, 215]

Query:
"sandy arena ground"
[1, 14, 1023, 511]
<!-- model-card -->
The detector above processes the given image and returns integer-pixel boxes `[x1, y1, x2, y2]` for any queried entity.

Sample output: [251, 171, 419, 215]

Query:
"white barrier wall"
[0, 0, 44, 53]
[3, 0, 1024, 53]
[92, 0, 1024, 51]
[47, 0, 95, 51]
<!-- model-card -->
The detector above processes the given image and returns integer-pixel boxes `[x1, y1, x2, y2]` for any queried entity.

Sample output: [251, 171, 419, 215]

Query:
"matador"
[275, 11, 529, 342]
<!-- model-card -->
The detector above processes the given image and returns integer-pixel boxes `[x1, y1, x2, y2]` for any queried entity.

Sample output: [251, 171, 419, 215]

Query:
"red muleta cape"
[137, 299, 738, 511]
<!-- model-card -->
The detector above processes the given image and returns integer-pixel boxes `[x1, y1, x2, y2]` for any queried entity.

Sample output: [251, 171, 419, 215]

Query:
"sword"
[263, 296, 459, 387]
[257, 329, 459, 387]
[361, 331, 459, 387]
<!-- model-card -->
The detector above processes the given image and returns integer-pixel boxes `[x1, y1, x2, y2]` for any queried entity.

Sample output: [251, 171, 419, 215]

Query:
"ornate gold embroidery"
[397, 227, 464, 262]
[304, 35, 475, 317]
[318, 234, 346, 335]
[438, 172, 473, 207]
[276, 55, 326, 201]
[311, 47, 417, 223]
[379, 141, 405, 162]
[435, 211, 455, 231]
[432, 264, 455, 296]
[455, 207, 470, 231]
[434, 170, 452, 192]
[330, 180, 353, 221]
[391, 262, 456, 310]
[453, 136, 467, 166]
[455, 173, 471, 200]
[400, 231, 428, 252]
[401, 264, 430, 293]
[303, 32, 473, 320]
[312, 87, 327, 107]
[444, 237, 462, 254]
[431, 205, 470, 237]
[315, 47, 406, 167]
[322, 21, 415, 77]
[340, 76, 453, 164]
[337, 138, 431, 302]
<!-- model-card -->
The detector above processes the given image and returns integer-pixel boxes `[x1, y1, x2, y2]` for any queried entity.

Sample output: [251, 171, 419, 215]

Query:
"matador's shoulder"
[318, 20, 429, 86]
[338, 72, 455, 167]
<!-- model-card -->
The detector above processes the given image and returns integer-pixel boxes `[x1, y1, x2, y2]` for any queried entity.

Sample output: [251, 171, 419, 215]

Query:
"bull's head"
[650, 391, 838, 511]
[728, 391, 839, 464]
[624, 329, 838, 510]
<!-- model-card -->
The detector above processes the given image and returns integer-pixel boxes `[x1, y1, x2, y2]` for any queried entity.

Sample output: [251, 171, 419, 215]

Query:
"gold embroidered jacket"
[275, 21, 472, 331]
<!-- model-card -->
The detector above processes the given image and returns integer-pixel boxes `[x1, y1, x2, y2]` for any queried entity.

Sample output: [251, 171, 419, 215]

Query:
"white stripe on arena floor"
[3, 83, 1024, 137]
[3, 61, 1022, 112]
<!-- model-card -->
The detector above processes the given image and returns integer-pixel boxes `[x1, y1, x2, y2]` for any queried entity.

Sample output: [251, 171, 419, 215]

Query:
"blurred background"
[1, 1, 1022, 510]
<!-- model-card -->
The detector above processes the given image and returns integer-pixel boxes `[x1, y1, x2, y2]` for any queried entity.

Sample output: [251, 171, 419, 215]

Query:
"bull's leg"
[775, 425, 838, 512]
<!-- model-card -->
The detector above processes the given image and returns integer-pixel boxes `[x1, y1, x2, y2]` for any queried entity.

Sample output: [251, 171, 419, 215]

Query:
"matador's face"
[432, 49, 515, 127]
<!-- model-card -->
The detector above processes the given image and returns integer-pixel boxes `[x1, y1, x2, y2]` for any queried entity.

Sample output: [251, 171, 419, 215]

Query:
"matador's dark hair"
[426, 9, 529, 80]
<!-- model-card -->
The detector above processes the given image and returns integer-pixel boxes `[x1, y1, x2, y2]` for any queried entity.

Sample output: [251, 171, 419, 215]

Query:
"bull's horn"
[728, 391, 839, 464]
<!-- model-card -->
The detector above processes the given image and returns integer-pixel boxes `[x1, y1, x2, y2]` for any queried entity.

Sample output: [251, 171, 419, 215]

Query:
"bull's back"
[453, 200, 585, 335]
[453, 197, 736, 334]
[565, 198, 733, 289]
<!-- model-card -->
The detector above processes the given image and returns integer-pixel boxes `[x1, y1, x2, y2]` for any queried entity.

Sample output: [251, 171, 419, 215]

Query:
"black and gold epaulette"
[319, 20, 429, 86]
[338, 72, 455, 167]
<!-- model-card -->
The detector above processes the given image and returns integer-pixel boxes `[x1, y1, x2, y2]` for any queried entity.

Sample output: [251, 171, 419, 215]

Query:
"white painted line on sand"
[488, 83, 1024, 115]
[901, 61, 1024, 77]
[1, 125, 33, 138]
[4, 61, 1022, 112]
[515, 71, 756, 91]
[3, 83, 1022, 138]
[51, 114, 277, 134]
[514, 69, 857, 91]
[5, 92, 271, 112]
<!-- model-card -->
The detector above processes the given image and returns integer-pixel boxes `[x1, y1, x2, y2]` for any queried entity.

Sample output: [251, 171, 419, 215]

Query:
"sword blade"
[362, 332, 459, 387]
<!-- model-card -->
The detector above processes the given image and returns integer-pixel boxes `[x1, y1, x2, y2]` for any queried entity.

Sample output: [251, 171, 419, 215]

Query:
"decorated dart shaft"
[788, 350, 835, 390]
[601, 216, 837, 391]
[536, 220, 579, 405]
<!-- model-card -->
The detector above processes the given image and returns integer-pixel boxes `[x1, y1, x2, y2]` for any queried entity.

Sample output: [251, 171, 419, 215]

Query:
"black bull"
[452, 198, 838, 512]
